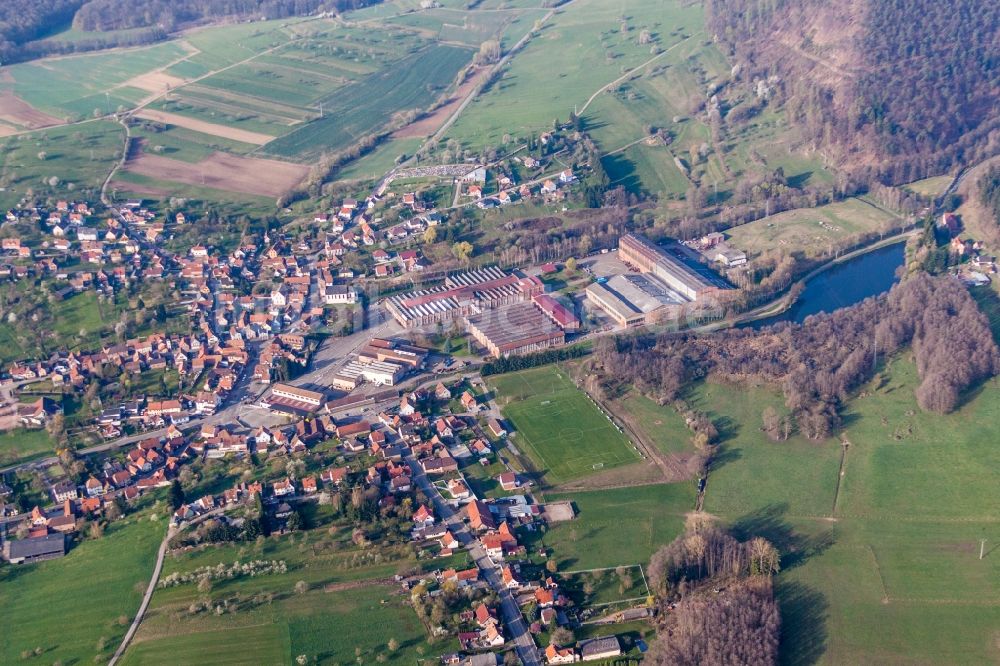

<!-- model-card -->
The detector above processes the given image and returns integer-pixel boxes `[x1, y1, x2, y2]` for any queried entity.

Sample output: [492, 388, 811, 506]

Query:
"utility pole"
[980, 538, 986, 560]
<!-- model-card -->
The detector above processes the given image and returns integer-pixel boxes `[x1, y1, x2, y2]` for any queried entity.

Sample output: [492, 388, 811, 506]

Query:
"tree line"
[0, 0, 86, 63]
[978, 166, 1000, 234]
[480, 345, 587, 376]
[594, 274, 1000, 439]
[72, 0, 378, 31]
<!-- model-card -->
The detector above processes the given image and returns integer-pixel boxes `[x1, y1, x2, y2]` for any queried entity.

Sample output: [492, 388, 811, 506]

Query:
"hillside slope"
[707, 0, 1000, 184]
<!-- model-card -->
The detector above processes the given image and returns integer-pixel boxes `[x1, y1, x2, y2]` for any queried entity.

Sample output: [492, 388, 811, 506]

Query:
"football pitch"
[489, 366, 641, 485]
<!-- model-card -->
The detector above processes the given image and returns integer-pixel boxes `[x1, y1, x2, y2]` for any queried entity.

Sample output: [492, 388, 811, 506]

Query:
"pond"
[746, 241, 906, 328]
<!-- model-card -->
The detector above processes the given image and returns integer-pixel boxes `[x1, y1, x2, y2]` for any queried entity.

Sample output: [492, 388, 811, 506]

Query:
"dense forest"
[646, 517, 781, 665]
[595, 274, 1000, 439]
[73, 0, 377, 32]
[0, 1, 85, 61]
[707, 0, 1000, 185]
[979, 166, 1000, 229]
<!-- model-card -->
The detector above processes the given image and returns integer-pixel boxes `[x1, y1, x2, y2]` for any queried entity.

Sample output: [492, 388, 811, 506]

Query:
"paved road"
[405, 450, 542, 666]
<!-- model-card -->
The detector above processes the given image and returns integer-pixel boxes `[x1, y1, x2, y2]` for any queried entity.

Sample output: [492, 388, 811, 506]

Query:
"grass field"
[123, 585, 431, 666]
[0, 120, 124, 211]
[336, 136, 423, 181]
[488, 365, 641, 485]
[0, 515, 163, 665]
[540, 483, 696, 570]
[688, 358, 1000, 664]
[611, 391, 692, 456]
[559, 565, 651, 607]
[125, 530, 463, 665]
[0, 428, 55, 467]
[902, 174, 953, 199]
[445, 0, 706, 151]
[726, 197, 903, 260]
[2, 41, 191, 121]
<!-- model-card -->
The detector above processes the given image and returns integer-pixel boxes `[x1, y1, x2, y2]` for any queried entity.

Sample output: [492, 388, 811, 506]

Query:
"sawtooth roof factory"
[386, 266, 579, 358]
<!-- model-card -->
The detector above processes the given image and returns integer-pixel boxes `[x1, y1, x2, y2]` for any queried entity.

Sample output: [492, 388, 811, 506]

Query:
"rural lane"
[108, 507, 227, 666]
[108, 523, 175, 666]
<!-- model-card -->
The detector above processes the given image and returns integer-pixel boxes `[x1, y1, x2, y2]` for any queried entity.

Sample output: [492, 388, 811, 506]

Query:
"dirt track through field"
[135, 109, 276, 145]
[125, 149, 308, 197]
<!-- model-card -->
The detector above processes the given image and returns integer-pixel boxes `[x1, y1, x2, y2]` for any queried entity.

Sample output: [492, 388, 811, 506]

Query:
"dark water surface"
[746, 241, 906, 328]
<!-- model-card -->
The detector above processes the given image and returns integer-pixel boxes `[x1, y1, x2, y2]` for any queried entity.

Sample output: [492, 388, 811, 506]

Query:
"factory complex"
[586, 234, 733, 327]
[385, 267, 579, 358]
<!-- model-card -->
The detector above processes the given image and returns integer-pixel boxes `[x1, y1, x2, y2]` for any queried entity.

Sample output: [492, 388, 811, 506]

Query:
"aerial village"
[0, 148, 980, 665]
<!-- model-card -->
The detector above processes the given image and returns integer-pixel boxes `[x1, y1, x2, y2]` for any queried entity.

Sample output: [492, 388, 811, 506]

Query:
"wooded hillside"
[0, 1, 85, 58]
[707, 0, 1000, 184]
[0, 0, 380, 64]
[72, 0, 376, 32]
[595, 273, 1000, 439]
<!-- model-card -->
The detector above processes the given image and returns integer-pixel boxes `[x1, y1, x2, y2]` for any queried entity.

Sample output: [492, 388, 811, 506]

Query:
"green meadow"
[0, 428, 56, 467]
[2, 42, 190, 120]
[123, 531, 466, 665]
[0, 515, 164, 665]
[684, 358, 1000, 664]
[0, 120, 124, 210]
[488, 365, 641, 485]
[445, 0, 706, 150]
[726, 197, 903, 261]
[540, 483, 697, 570]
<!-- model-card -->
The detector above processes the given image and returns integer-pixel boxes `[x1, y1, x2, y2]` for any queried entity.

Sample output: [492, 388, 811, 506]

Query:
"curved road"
[108, 507, 226, 665]
[108, 524, 175, 666]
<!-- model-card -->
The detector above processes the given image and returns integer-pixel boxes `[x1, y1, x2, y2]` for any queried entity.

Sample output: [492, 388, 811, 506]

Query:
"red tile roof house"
[320, 466, 348, 485]
[545, 644, 577, 664]
[272, 478, 295, 497]
[413, 504, 435, 528]
[475, 602, 499, 628]
[467, 499, 496, 531]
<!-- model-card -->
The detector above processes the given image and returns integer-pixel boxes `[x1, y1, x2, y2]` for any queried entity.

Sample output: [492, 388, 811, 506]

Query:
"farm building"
[2, 533, 65, 564]
[579, 636, 622, 661]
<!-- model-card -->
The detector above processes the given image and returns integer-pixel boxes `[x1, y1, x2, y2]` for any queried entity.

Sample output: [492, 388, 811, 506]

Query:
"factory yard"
[488, 365, 641, 486]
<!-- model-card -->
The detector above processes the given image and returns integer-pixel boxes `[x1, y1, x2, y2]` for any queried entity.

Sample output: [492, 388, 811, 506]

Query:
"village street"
[404, 449, 542, 666]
